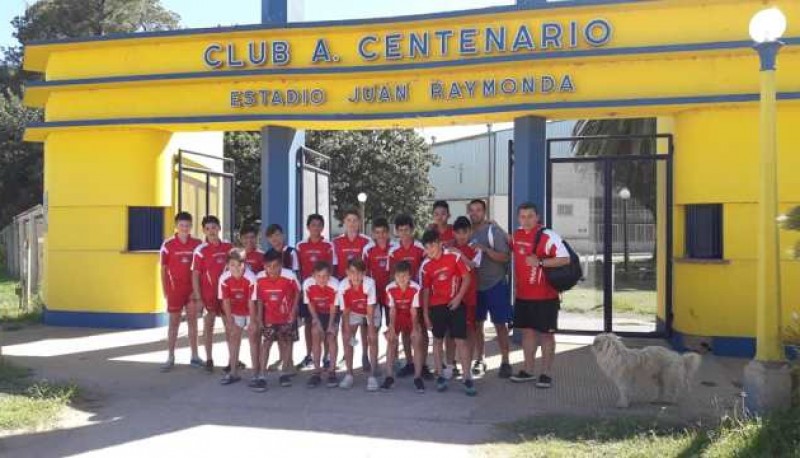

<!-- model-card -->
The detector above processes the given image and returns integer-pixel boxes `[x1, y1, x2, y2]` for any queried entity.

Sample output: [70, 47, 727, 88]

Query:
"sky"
[0, 0, 516, 140]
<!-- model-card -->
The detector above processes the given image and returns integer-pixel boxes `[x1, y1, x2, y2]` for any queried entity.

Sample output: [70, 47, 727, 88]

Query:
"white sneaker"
[442, 365, 454, 380]
[339, 374, 354, 389]
[367, 376, 379, 392]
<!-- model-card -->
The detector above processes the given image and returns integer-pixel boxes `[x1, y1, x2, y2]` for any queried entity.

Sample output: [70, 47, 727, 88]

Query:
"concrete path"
[0, 322, 746, 457]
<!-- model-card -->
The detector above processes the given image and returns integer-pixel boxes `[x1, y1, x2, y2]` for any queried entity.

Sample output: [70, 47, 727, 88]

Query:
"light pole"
[619, 187, 631, 272]
[743, 7, 791, 414]
[357, 192, 368, 233]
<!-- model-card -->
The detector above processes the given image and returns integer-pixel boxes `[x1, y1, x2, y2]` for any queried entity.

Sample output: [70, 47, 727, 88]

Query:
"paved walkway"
[0, 322, 746, 457]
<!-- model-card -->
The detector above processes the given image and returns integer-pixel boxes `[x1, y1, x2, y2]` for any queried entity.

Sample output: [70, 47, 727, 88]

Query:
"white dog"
[592, 333, 702, 408]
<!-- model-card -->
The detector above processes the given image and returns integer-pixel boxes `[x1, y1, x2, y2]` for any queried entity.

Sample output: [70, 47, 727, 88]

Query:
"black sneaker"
[222, 364, 231, 374]
[326, 373, 339, 388]
[205, 359, 214, 373]
[323, 357, 331, 369]
[220, 373, 241, 385]
[452, 366, 461, 379]
[362, 354, 372, 372]
[498, 362, 513, 379]
[296, 355, 313, 370]
[237, 360, 246, 370]
[413, 377, 425, 394]
[510, 370, 536, 383]
[251, 378, 267, 393]
[397, 363, 415, 378]
[421, 365, 435, 381]
[248, 377, 260, 389]
[380, 377, 395, 391]
[536, 374, 553, 389]
[307, 373, 322, 388]
[463, 379, 477, 397]
[436, 376, 448, 392]
[279, 374, 292, 387]
[472, 360, 486, 376]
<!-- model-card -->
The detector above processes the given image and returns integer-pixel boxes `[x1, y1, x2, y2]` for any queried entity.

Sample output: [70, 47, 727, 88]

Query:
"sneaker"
[436, 376, 448, 392]
[189, 357, 204, 368]
[463, 379, 477, 397]
[367, 376, 379, 392]
[247, 377, 260, 389]
[421, 365, 435, 381]
[397, 363, 415, 378]
[326, 373, 339, 388]
[237, 361, 246, 370]
[472, 360, 486, 376]
[442, 365, 454, 380]
[307, 373, 322, 388]
[413, 377, 425, 394]
[452, 366, 461, 379]
[362, 354, 371, 372]
[510, 371, 536, 383]
[323, 357, 331, 369]
[220, 373, 241, 385]
[339, 374, 354, 389]
[222, 364, 231, 374]
[296, 355, 313, 370]
[279, 374, 292, 387]
[498, 362, 513, 379]
[160, 358, 175, 373]
[251, 377, 267, 393]
[536, 374, 553, 389]
[380, 377, 395, 391]
[205, 359, 214, 372]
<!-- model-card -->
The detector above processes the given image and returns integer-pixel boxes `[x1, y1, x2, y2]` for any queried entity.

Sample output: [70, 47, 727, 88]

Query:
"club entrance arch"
[22, 0, 800, 356]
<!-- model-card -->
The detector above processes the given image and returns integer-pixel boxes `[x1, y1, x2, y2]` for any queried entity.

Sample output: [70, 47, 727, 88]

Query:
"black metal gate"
[295, 146, 331, 242]
[176, 149, 236, 242]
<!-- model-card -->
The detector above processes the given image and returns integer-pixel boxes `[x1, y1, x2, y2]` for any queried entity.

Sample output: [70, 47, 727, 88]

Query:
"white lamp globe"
[619, 187, 631, 200]
[749, 7, 787, 43]
[357, 192, 368, 203]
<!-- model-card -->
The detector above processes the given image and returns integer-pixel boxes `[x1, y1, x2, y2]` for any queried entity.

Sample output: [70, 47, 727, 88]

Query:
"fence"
[0, 205, 45, 309]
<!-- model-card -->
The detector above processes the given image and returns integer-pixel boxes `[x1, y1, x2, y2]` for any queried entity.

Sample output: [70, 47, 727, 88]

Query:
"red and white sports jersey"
[451, 243, 482, 307]
[388, 239, 426, 280]
[385, 281, 421, 314]
[296, 238, 336, 280]
[362, 240, 395, 305]
[510, 225, 569, 301]
[332, 233, 372, 279]
[192, 240, 234, 298]
[302, 277, 340, 315]
[218, 270, 256, 316]
[335, 277, 377, 315]
[160, 235, 202, 290]
[253, 271, 299, 325]
[429, 224, 455, 247]
[419, 251, 470, 307]
[243, 248, 265, 274]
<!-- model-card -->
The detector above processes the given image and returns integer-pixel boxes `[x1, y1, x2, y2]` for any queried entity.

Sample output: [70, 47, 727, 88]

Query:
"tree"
[224, 131, 261, 228]
[306, 130, 439, 228]
[0, 90, 43, 226]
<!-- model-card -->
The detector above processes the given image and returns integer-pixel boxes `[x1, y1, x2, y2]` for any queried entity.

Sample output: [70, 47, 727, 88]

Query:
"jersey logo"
[180, 256, 191, 263]
[269, 292, 280, 301]
[438, 273, 448, 281]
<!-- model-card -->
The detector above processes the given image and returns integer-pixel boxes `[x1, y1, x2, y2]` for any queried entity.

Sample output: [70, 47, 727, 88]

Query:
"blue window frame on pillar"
[685, 204, 723, 259]
[128, 207, 165, 251]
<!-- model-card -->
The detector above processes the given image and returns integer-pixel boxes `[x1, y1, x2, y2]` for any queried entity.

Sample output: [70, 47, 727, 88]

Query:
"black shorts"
[317, 312, 340, 333]
[299, 303, 312, 321]
[513, 298, 560, 333]
[428, 305, 467, 340]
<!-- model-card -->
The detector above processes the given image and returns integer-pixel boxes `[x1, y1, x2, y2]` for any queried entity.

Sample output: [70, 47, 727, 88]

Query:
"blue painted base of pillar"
[43, 308, 168, 329]
[669, 329, 798, 359]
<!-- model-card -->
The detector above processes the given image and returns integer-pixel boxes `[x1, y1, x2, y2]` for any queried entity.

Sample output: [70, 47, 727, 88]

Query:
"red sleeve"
[220, 280, 231, 300]
[420, 265, 431, 289]
[456, 256, 470, 276]
[192, 251, 204, 273]
[160, 247, 170, 266]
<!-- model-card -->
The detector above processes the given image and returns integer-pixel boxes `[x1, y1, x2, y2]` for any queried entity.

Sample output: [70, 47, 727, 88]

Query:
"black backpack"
[533, 228, 583, 292]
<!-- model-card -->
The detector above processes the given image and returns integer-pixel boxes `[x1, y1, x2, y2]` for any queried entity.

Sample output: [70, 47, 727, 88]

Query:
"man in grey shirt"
[467, 199, 513, 378]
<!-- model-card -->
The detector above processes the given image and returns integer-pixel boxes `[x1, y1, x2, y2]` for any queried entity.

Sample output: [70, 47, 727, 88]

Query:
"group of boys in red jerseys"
[159, 198, 569, 395]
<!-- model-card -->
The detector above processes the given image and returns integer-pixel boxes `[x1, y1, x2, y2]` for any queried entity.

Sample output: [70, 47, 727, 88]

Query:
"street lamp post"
[357, 192, 368, 233]
[743, 7, 791, 414]
[619, 187, 631, 272]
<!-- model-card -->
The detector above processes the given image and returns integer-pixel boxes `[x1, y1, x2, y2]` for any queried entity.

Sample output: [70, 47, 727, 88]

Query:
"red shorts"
[465, 302, 477, 329]
[166, 285, 193, 313]
[393, 309, 414, 335]
[202, 294, 223, 314]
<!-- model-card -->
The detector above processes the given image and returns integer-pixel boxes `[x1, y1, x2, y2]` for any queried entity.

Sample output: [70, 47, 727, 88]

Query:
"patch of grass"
[0, 272, 42, 326]
[561, 287, 657, 316]
[481, 411, 800, 458]
[0, 360, 78, 431]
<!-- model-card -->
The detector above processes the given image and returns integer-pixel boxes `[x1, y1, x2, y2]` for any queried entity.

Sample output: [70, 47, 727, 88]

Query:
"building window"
[685, 204, 723, 259]
[128, 207, 164, 251]
[556, 203, 574, 216]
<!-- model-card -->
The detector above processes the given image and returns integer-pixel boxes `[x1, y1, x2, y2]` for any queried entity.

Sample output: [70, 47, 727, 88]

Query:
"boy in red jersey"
[295, 214, 336, 369]
[218, 250, 256, 385]
[191, 215, 234, 372]
[450, 216, 482, 376]
[265, 223, 299, 273]
[362, 217, 394, 328]
[302, 261, 340, 388]
[250, 250, 300, 392]
[419, 228, 476, 396]
[240, 225, 265, 275]
[430, 200, 455, 248]
[159, 211, 203, 371]
[381, 261, 422, 392]
[509, 203, 570, 389]
[336, 259, 380, 391]
[388, 213, 432, 379]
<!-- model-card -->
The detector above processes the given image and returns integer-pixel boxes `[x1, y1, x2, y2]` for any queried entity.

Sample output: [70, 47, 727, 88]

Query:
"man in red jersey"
[218, 250, 256, 385]
[363, 217, 394, 326]
[333, 209, 373, 371]
[250, 250, 300, 392]
[419, 228, 476, 396]
[430, 200, 455, 248]
[389, 213, 431, 379]
[159, 211, 203, 372]
[239, 225, 265, 274]
[509, 203, 570, 389]
[382, 261, 422, 392]
[302, 261, 340, 388]
[450, 216, 482, 376]
[191, 215, 234, 372]
[295, 214, 336, 369]
[336, 259, 380, 392]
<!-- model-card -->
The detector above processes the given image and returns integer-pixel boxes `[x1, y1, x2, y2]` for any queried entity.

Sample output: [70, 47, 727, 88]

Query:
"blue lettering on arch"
[272, 41, 290, 66]
[585, 19, 612, 47]
[434, 30, 454, 56]
[483, 80, 496, 97]
[358, 35, 379, 60]
[560, 75, 576, 92]
[541, 23, 563, 49]
[430, 81, 444, 100]
[227, 43, 244, 67]
[459, 28, 478, 54]
[485, 27, 506, 53]
[248, 41, 267, 66]
[409, 32, 430, 59]
[521, 77, 535, 93]
[204, 43, 223, 68]
[449, 82, 463, 99]
[385, 33, 403, 60]
[311, 39, 332, 63]
[512, 25, 535, 52]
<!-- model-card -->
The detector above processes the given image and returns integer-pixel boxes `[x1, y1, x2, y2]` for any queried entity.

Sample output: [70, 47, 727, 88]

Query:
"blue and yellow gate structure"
[21, 0, 800, 358]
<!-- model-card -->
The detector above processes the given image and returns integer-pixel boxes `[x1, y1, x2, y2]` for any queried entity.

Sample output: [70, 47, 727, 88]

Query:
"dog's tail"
[682, 352, 702, 387]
